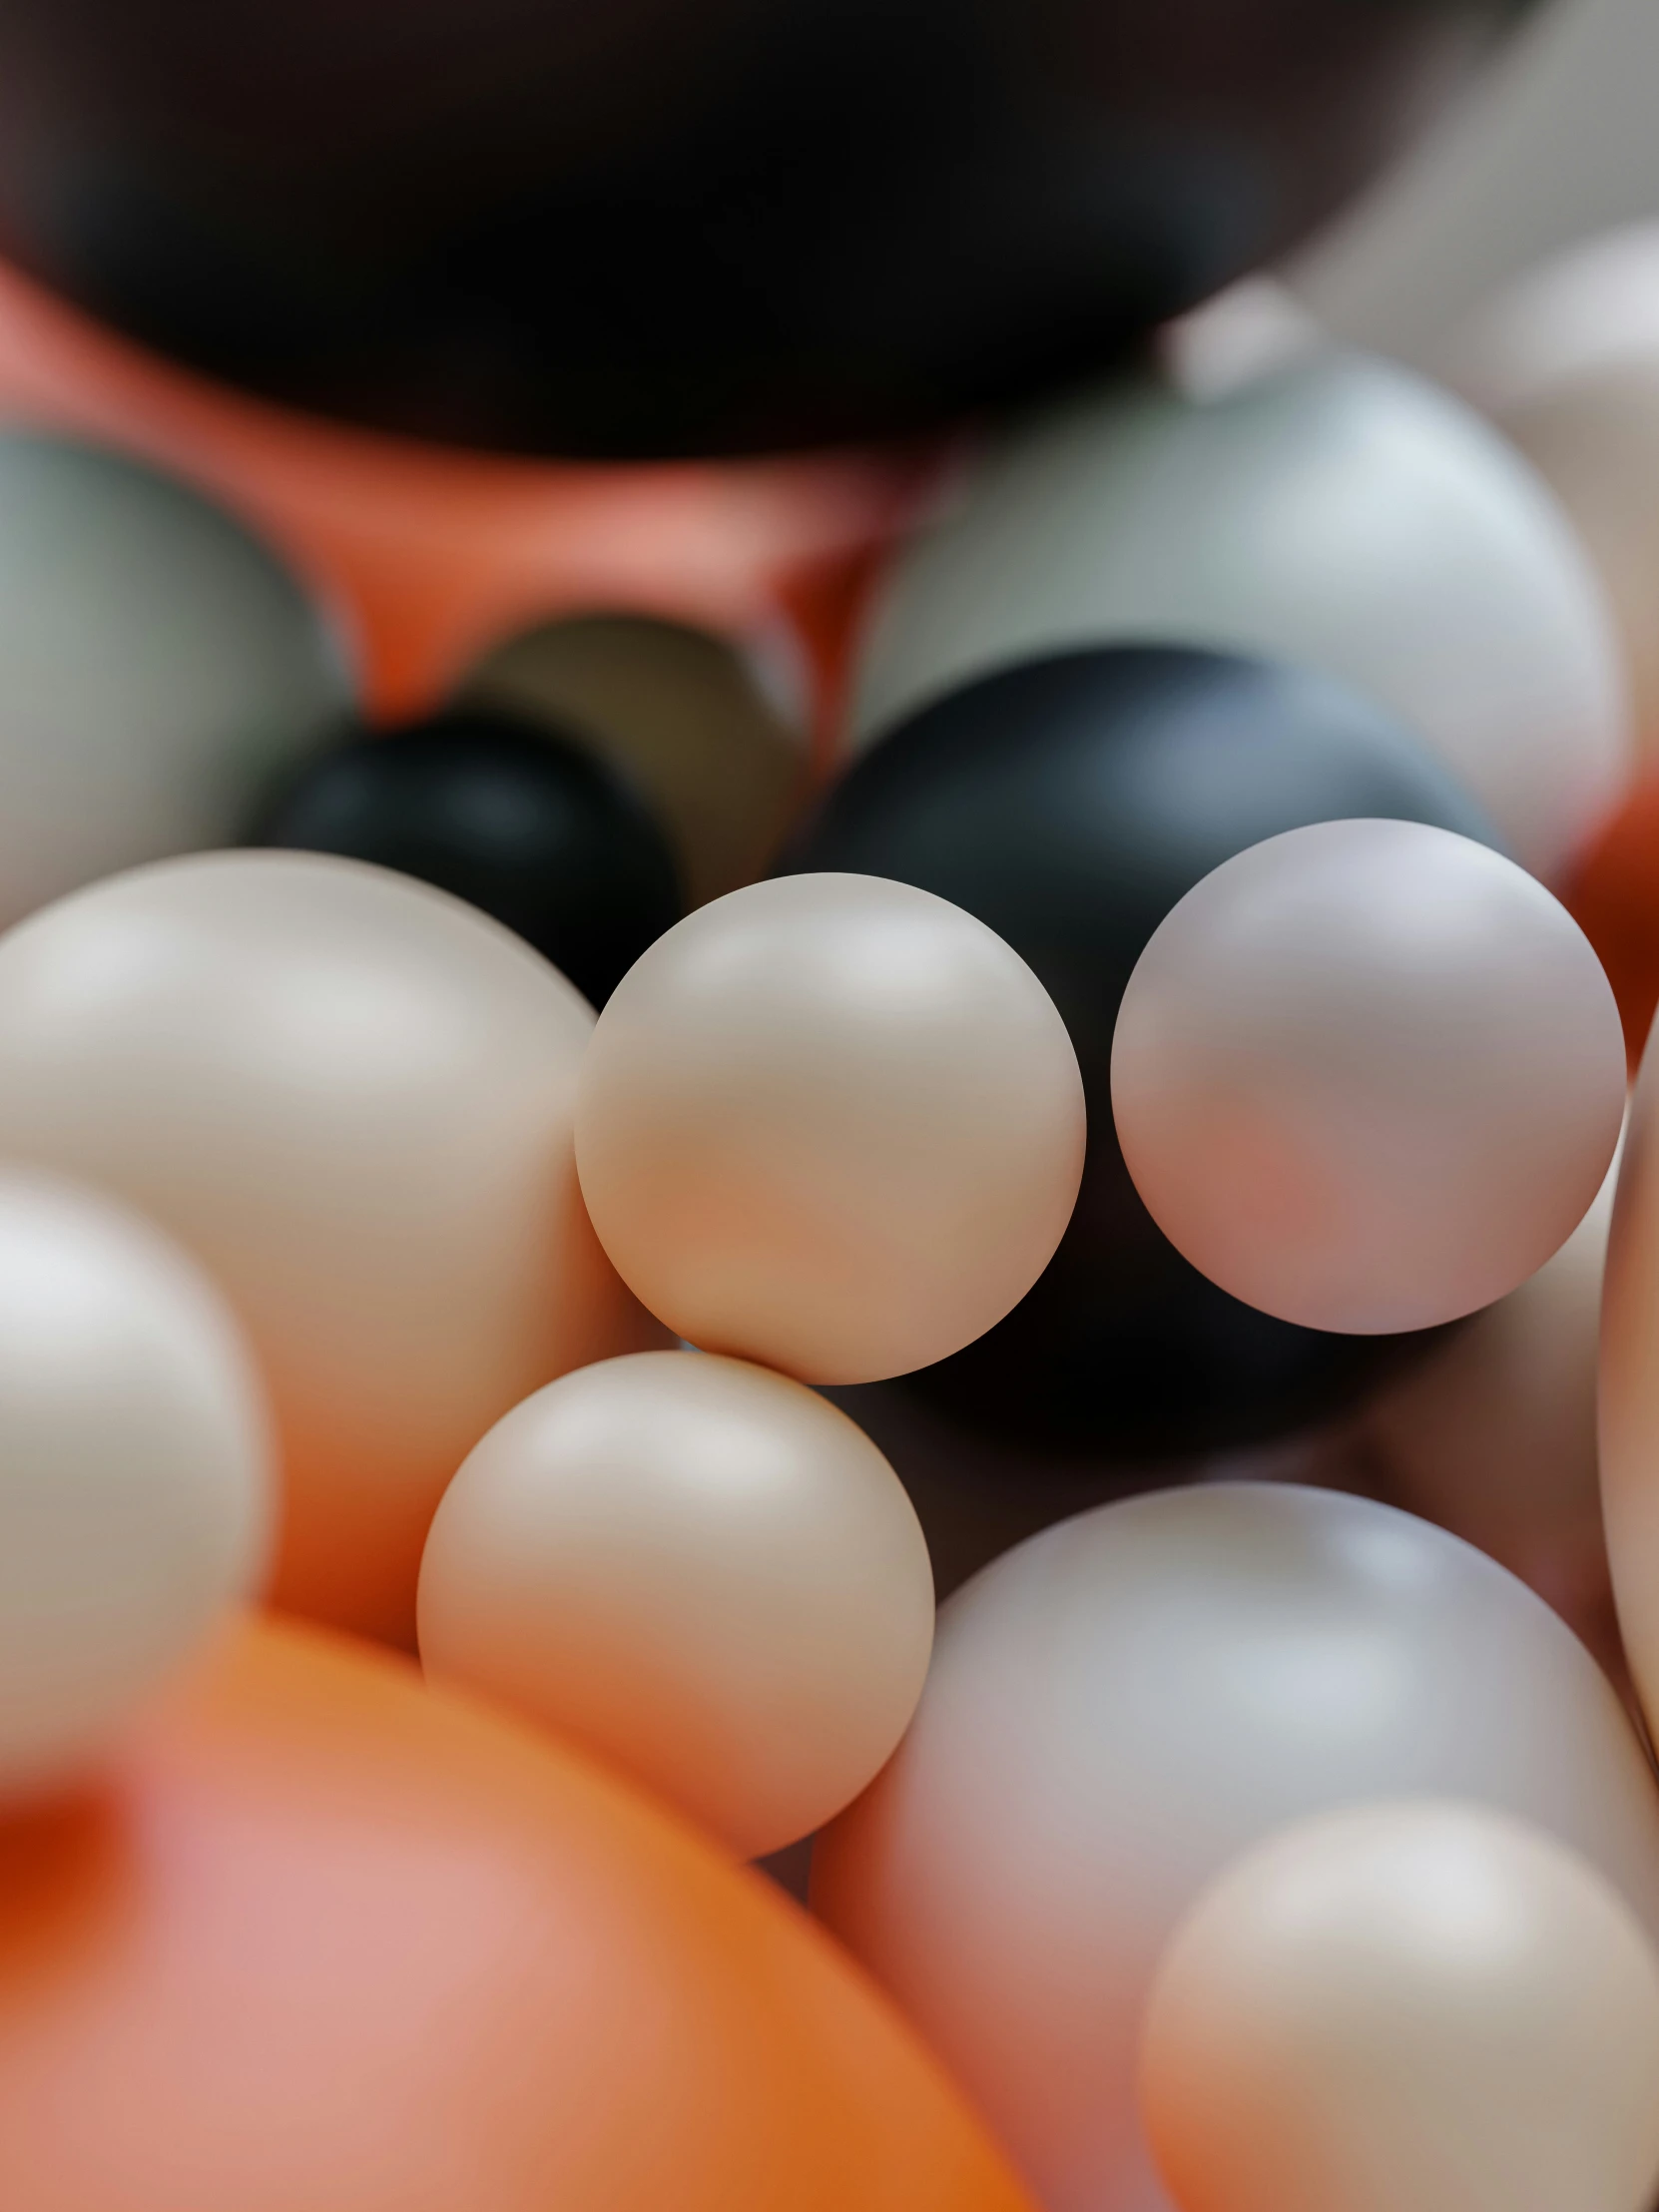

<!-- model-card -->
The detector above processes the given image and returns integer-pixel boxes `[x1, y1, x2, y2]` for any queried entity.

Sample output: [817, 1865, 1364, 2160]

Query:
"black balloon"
[0, 0, 1534, 456]
[248, 708, 683, 1008]
[783, 646, 1503, 1459]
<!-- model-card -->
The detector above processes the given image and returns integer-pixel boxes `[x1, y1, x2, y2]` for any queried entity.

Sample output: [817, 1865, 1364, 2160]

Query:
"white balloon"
[0, 432, 351, 925]
[851, 352, 1630, 880]
[812, 1482, 1659, 2212]
[0, 1169, 273, 1793]
[1140, 1800, 1659, 2212]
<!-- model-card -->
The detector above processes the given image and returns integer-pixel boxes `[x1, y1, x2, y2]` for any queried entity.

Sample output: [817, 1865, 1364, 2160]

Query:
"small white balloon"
[812, 1482, 1659, 2212]
[419, 1350, 934, 1859]
[1140, 1801, 1659, 2212]
[0, 1169, 273, 1793]
[0, 431, 351, 924]
[1111, 820, 1625, 1334]
[851, 352, 1630, 879]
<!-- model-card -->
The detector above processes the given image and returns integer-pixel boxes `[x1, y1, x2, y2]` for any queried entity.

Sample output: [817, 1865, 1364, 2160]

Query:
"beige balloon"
[0, 1168, 273, 1793]
[1457, 225, 1659, 761]
[0, 851, 661, 1651]
[575, 873, 1086, 1384]
[465, 613, 809, 905]
[1140, 1800, 1659, 2212]
[418, 1350, 934, 1859]
[1112, 820, 1625, 1335]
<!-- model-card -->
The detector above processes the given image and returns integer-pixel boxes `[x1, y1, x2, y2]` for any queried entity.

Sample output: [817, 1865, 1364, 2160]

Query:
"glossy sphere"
[1564, 778, 1659, 1069]
[1140, 1803, 1659, 2212]
[0, 851, 659, 1651]
[0, 1616, 1035, 2212]
[0, 431, 348, 928]
[0, 4, 1531, 456]
[466, 616, 808, 908]
[576, 874, 1085, 1384]
[852, 353, 1629, 881]
[1458, 225, 1659, 762]
[812, 1483, 1659, 2212]
[0, 1170, 271, 1793]
[1113, 821, 1625, 1334]
[788, 646, 1499, 1455]
[1361, 1150, 1620, 1671]
[420, 1352, 933, 1859]
[248, 706, 684, 1008]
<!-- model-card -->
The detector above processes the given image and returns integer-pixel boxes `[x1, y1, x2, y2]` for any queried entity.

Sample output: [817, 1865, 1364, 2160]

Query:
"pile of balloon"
[11, 3, 1659, 2209]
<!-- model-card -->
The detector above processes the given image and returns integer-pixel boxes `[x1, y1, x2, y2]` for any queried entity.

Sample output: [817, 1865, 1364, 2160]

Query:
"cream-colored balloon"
[575, 873, 1086, 1383]
[1457, 226, 1659, 761]
[1140, 1801, 1659, 2212]
[465, 613, 808, 906]
[811, 1482, 1659, 2212]
[0, 1168, 273, 1792]
[1112, 821, 1625, 1334]
[851, 353, 1630, 880]
[1362, 1145, 1620, 1664]
[0, 851, 659, 1650]
[419, 1350, 933, 1859]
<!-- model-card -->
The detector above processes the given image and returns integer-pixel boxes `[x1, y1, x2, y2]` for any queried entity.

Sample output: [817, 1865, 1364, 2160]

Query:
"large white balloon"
[0, 432, 351, 923]
[1140, 1801, 1659, 2212]
[850, 353, 1630, 880]
[812, 1483, 1659, 2212]
[0, 1169, 272, 1793]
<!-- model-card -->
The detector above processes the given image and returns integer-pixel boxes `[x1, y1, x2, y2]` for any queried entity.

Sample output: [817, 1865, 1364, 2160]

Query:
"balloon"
[1564, 779, 1659, 1070]
[419, 1351, 933, 1859]
[0, 1169, 270, 1793]
[0, 850, 660, 1651]
[1360, 1148, 1620, 1672]
[0, 430, 349, 927]
[0, 1614, 1036, 2212]
[1112, 820, 1625, 1334]
[851, 353, 1629, 881]
[463, 615, 809, 909]
[0, 4, 1533, 456]
[812, 1482, 1659, 2212]
[786, 645, 1499, 1455]
[575, 873, 1085, 1384]
[1139, 1801, 1659, 2212]
[247, 705, 684, 1009]
[1596, 1029, 1659, 1743]
[1457, 225, 1659, 761]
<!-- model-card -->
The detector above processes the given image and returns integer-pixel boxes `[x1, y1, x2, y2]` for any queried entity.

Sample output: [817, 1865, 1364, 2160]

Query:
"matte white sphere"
[419, 1351, 934, 1859]
[0, 851, 659, 1651]
[812, 1483, 1659, 2212]
[575, 873, 1086, 1383]
[851, 353, 1630, 879]
[1140, 1801, 1659, 2212]
[0, 432, 351, 925]
[1111, 821, 1625, 1334]
[0, 1168, 273, 1793]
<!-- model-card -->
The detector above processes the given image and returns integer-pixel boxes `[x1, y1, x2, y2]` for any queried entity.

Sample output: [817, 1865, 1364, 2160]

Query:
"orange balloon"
[1561, 773, 1659, 1071]
[0, 1614, 1033, 2212]
[0, 255, 938, 752]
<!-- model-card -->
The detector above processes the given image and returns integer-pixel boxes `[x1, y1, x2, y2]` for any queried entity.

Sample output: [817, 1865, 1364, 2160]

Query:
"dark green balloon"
[783, 645, 1502, 1459]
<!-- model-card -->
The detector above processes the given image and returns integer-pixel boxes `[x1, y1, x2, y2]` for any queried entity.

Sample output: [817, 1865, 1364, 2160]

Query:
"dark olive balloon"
[783, 646, 1504, 1459]
[248, 709, 683, 1008]
[0, 0, 1535, 456]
